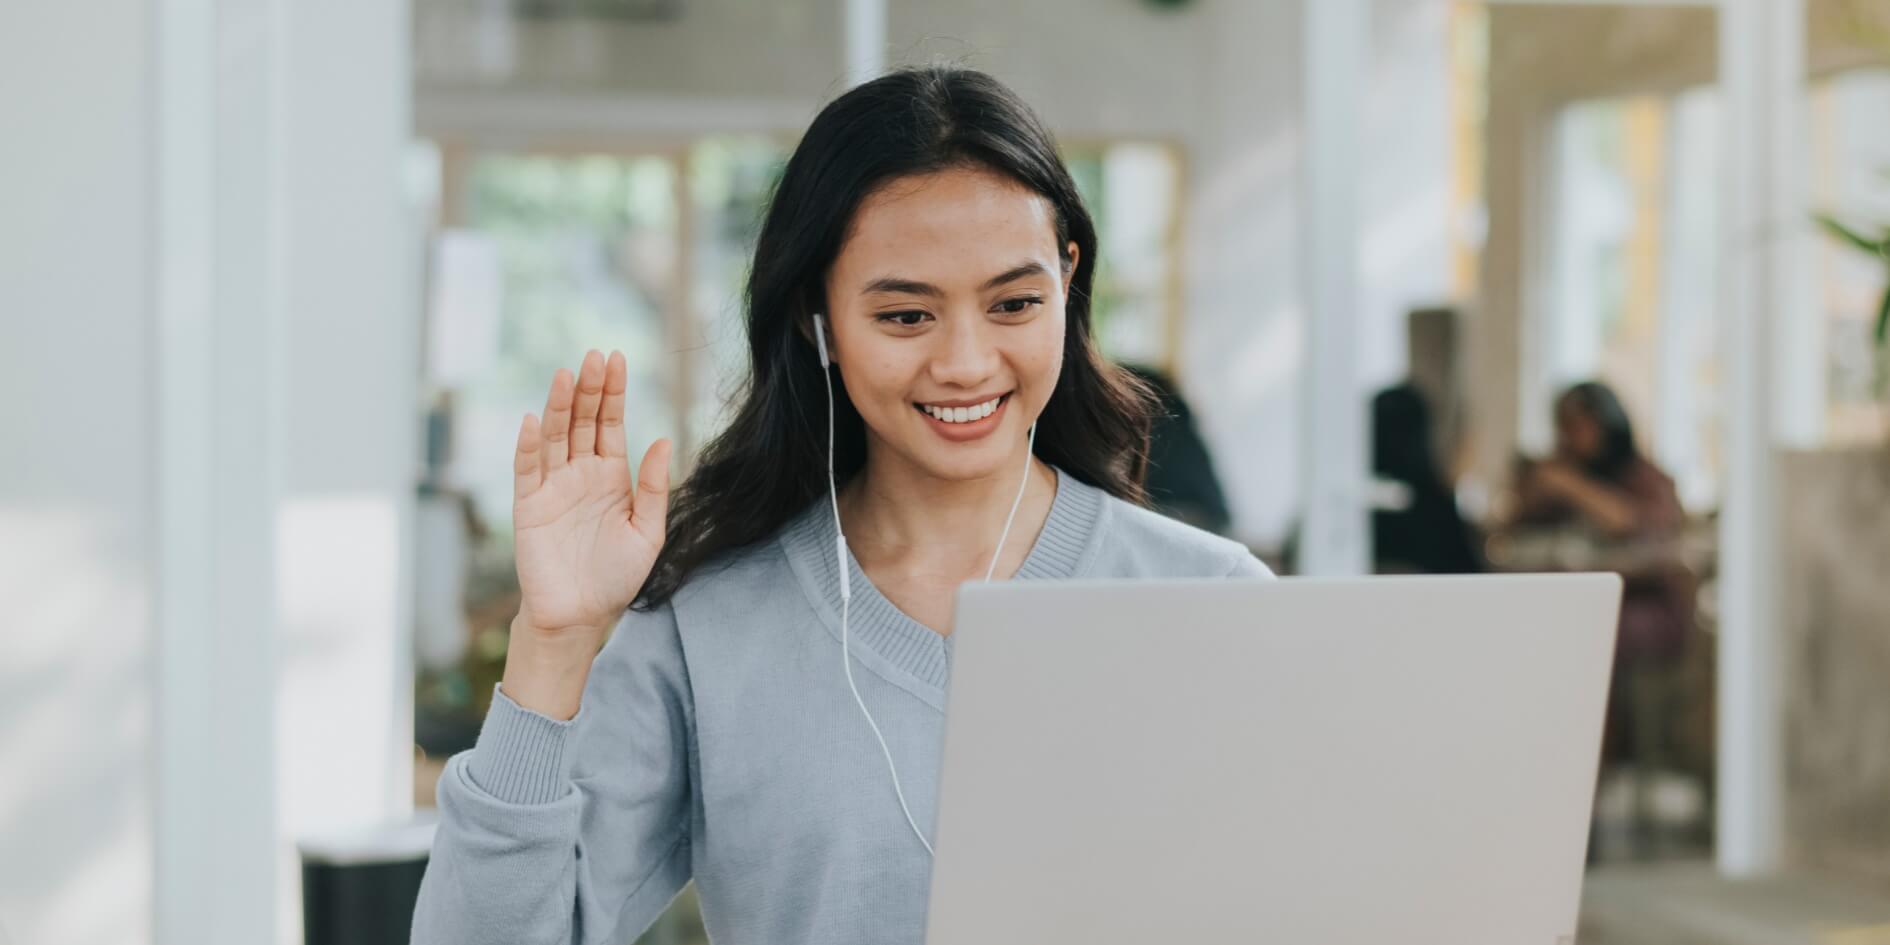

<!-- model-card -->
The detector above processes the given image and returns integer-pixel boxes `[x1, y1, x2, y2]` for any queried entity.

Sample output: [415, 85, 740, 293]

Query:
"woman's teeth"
[920, 395, 1004, 424]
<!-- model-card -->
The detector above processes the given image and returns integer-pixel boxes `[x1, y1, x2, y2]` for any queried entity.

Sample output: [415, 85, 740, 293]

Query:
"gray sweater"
[413, 465, 1271, 945]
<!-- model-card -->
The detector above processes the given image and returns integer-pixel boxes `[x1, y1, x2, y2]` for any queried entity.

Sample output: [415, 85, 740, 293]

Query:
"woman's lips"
[914, 393, 1009, 442]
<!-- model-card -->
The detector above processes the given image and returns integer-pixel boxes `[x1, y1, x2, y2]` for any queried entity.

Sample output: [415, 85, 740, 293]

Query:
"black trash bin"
[299, 814, 438, 945]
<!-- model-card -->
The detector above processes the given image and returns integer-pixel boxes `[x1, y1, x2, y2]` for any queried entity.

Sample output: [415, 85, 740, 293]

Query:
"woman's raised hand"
[510, 350, 671, 641]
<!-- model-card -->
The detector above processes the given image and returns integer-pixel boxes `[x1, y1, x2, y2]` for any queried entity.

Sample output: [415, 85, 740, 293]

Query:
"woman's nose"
[928, 315, 1000, 387]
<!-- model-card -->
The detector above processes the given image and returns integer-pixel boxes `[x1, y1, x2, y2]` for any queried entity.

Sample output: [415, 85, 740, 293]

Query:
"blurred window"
[1065, 142, 1185, 371]
[1538, 68, 1890, 505]
[684, 135, 790, 453]
[446, 151, 686, 531]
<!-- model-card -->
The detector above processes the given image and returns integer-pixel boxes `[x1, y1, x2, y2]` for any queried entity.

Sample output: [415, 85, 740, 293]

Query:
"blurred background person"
[1369, 382, 1484, 575]
[1512, 381, 1694, 670]
[1516, 382, 1681, 543]
[1506, 380, 1703, 861]
[1124, 363, 1235, 537]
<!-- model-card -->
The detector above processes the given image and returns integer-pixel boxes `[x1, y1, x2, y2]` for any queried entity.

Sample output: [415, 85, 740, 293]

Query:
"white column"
[1297, 0, 1371, 576]
[1716, 0, 1800, 877]
[151, 1, 417, 943]
[153, 0, 286, 941]
[273, 1, 418, 941]
[1761, 22, 1822, 449]
[844, 0, 887, 87]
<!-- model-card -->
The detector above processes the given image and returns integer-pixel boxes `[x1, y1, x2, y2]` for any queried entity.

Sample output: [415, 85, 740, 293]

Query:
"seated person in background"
[1513, 380, 1694, 669]
[1124, 363, 1235, 537]
[1370, 383, 1484, 574]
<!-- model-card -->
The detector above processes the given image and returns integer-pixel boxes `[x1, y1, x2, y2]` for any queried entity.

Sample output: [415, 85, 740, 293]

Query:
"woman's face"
[821, 165, 1075, 483]
[1553, 399, 1603, 464]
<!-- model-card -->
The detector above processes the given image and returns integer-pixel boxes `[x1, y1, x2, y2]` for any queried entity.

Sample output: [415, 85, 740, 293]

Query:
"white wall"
[417, 0, 842, 102]
[1181, 0, 1450, 550]
[1361, 0, 1455, 389]
[1178, 0, 1309, 547]
[0, 2, 156, 943]
[0, 2, 416, 943]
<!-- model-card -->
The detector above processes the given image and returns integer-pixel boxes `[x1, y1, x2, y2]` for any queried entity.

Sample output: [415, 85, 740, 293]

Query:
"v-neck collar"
[778, 464, 1107, 698]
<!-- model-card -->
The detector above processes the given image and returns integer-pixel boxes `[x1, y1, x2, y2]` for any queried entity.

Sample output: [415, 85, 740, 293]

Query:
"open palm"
[512, 349, 671, 635]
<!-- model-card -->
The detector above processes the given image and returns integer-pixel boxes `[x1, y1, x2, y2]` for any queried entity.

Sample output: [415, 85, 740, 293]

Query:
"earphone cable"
[814, 313, 1035, 857]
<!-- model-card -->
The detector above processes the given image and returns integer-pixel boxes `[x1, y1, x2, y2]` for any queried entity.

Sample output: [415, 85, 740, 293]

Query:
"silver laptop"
[927, 574, 1621, 945]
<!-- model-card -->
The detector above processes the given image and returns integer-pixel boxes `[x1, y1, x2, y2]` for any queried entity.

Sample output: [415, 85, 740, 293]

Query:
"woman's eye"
[877, 310, 930, 327]
[995, 297, 1043, 316]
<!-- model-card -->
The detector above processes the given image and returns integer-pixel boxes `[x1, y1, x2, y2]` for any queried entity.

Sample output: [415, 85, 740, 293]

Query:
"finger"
[630, 438, 672, 549]
[598, 350, 628, 459]
[513, 413, 542, 499]
[570, 350, 605, 458]
[541, 367, 574, 471]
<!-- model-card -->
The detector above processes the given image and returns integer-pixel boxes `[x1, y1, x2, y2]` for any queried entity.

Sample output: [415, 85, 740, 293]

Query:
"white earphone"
[812, 313, 1036, 855]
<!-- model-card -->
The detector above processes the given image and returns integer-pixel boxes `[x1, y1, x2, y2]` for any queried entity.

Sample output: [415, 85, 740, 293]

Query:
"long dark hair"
[635, 66, 1156, 609]
[1557, 381, 1639, 481]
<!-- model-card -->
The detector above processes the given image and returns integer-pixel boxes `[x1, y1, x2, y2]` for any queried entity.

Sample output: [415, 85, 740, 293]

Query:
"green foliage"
[1815, 214, 1890, 391]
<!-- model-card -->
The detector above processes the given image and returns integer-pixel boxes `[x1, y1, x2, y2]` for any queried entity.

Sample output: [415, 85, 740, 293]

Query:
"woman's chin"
[899, 433, 1026, 484]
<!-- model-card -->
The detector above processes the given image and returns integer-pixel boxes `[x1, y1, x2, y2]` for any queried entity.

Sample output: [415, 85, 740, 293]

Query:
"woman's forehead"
[835, 167, 1061, 288]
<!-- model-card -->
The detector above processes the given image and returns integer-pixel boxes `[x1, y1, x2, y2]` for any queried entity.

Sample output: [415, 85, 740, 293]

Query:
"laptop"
[926, 573, 1621, 945]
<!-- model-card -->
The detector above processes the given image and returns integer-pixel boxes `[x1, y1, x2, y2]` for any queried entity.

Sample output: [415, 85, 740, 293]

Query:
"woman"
[413, 67, 1268, 945]
[1516, 383, 1680, 538]
[1515, 380, 1693, 665]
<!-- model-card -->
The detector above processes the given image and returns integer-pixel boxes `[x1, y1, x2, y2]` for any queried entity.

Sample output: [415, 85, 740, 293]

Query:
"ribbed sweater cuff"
[464, 685, 576, 806]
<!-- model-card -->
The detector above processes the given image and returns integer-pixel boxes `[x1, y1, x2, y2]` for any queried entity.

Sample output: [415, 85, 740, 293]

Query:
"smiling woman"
[411, 66, 1270, 945]
[639, 68, 1159, 612]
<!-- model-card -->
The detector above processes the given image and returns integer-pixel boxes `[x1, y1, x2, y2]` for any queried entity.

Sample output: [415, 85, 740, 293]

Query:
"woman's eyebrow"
[979, 261, 1051, 291]
[861, 276, 942, 297]
[860, 260, 1050, 297]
